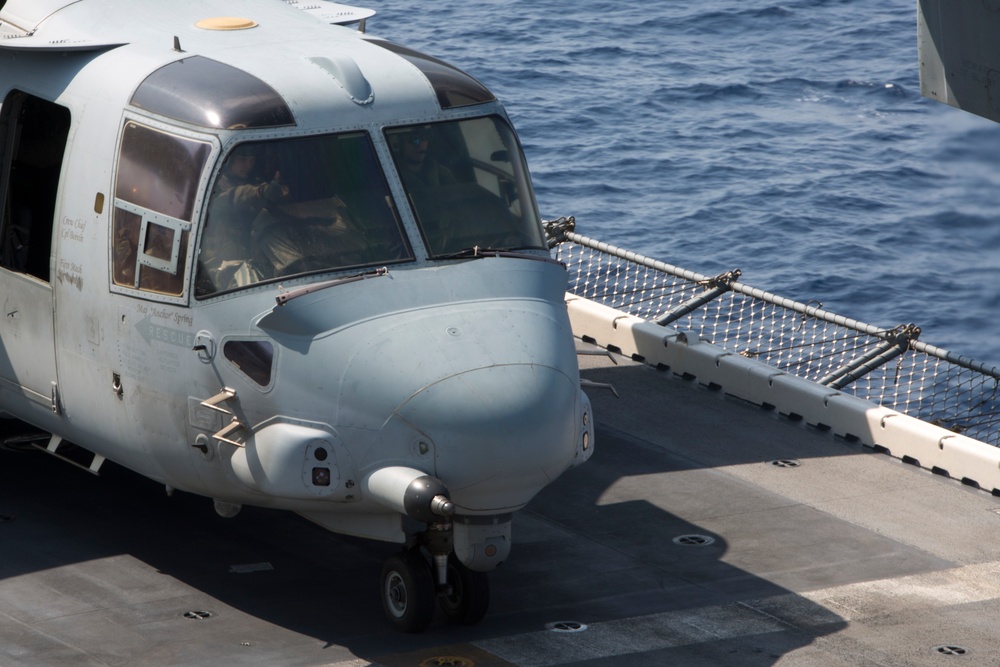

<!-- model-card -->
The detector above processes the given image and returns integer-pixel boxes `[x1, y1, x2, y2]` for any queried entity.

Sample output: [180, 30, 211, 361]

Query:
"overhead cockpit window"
[386, 116, 546, 257]
[130, 56, 295, 129]
[366, 39, 495, 109]
[112, 122, 211, 298]
[196, 131, 412, 298]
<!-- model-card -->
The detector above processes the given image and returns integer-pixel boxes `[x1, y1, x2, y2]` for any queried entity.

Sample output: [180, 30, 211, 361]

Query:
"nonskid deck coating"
[2, 350, 999, 666]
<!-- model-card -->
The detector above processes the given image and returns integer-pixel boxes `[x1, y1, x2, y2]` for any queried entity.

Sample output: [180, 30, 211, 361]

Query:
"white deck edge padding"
[566, 294, 1000, 494]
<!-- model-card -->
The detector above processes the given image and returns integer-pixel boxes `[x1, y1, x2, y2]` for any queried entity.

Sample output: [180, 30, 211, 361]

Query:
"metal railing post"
[655, 269, 742, 327]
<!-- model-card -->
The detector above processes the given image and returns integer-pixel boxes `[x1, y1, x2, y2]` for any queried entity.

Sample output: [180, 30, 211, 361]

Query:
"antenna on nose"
[173, 36, 184, 52]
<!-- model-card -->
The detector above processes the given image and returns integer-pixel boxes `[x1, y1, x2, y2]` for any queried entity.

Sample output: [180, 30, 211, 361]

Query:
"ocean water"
[367, 0, 1000, 364]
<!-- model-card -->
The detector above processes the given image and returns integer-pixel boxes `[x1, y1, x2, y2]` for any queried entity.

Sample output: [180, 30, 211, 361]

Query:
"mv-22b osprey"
[0, 0, 594, 631]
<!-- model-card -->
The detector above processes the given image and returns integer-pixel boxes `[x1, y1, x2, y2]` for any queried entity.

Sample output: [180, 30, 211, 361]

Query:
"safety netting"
[549, 221, 1000, 448]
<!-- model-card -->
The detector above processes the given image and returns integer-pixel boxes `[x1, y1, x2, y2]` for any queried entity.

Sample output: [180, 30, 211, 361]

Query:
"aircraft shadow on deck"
[0, 362, 860, 665]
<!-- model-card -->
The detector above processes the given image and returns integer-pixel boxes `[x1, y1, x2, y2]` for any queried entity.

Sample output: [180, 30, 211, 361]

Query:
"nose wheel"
[381, 550, 436, 633]
[380, 550, 491, 631]
[439, 553, 490, 625]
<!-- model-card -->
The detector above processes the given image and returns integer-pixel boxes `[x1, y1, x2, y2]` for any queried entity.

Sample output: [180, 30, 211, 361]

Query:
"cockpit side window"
[385, 116, 546, 256]
[112, 122, 211, 298]
[223, 339, 275, 388]
[195, 131, 412, 298]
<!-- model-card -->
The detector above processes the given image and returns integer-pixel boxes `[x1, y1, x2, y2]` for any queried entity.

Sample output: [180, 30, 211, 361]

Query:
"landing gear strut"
[380, 545, 491, 632]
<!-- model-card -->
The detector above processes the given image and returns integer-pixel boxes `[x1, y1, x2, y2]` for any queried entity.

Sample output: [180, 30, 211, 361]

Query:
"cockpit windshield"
[196, 131, 412, 298]
[385, 116, 546, 257]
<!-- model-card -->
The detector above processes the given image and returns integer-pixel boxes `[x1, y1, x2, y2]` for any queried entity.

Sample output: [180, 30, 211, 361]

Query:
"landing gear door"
[0, 92, 69, 410]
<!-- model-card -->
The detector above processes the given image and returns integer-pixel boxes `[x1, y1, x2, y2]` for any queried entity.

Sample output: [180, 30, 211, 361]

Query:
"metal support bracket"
[581, 379, 620, 398]
[32, 434, 105, 475]
[200, 388, 247, 447]
[50, 381, 61, 415]
[577, 348, 619, 365]
[543, 215, 576, 247]
[212, 419, 246, 448]
[818, 324, 921, 390]
[655, 269, 742, 327]
[201, 387, 237, 415]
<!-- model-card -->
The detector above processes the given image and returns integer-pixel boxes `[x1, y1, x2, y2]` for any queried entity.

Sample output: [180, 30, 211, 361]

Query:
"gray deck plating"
[3, 351, 999, 666]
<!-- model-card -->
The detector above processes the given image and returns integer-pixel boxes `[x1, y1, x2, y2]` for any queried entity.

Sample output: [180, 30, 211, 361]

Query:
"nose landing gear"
[369, 472, 493, 631]
[379, 548, 491, 632]
[381, 550, 436, 633]
[439, 553, 490, 625]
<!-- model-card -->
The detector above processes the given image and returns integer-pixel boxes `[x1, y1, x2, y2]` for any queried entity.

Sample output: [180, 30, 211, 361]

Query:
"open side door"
[0, 91, 69, 411]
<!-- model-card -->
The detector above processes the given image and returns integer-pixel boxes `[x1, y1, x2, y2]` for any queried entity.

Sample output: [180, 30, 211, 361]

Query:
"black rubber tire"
[380, 550, 435, 633]
[439, 554, 490, 625]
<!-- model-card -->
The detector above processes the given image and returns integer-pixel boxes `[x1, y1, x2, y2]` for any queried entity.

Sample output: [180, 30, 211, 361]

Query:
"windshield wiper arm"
[437, 246, 563, 265]
[275, 267, 388, 306]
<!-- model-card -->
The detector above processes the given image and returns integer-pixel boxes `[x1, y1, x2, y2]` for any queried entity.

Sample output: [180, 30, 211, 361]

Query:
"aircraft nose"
[392, 362, 584, 512]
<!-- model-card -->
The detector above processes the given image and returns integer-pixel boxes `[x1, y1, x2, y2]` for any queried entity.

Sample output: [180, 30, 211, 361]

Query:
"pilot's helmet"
[228, 143, 258, 162]
[224, 143, 261, 177]
[392, 126, 431, 150]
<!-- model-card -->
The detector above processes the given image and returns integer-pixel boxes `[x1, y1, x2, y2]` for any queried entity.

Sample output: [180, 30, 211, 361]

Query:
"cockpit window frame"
[109, 115, 220, 306]
[194, 129, 415, 300]
[384, 114, 547, 258]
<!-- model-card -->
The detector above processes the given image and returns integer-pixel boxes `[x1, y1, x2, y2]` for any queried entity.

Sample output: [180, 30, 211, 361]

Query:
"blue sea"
[368, 0, 1000, 364]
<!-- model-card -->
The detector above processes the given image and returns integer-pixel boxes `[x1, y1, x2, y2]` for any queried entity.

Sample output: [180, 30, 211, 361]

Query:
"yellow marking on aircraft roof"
[195, 17, 258, 31]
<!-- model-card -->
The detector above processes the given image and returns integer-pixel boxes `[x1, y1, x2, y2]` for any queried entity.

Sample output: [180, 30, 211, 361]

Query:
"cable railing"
[548, 219, 1000, 447]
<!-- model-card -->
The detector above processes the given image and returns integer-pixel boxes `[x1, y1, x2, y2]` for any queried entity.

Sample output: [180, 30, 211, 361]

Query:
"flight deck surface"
[3, 351, 1000, 666]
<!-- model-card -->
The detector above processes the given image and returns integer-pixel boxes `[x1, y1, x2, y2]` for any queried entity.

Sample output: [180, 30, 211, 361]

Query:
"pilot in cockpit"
[393, 128, 456, 189]
[208, 144, 290, 244]
[199, 144, 290, 291]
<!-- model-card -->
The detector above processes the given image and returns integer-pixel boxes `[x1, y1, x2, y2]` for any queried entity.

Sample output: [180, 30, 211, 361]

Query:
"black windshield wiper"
[275, 267, 388, 306]
[436, 246, 562, 265]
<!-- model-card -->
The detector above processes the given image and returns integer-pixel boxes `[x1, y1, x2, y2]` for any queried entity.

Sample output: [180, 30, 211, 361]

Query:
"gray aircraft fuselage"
[0, 0, 593, 631]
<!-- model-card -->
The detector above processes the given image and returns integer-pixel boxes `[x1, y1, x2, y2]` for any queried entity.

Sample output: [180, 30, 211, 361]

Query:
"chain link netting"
[553, 233, 1000, 447]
